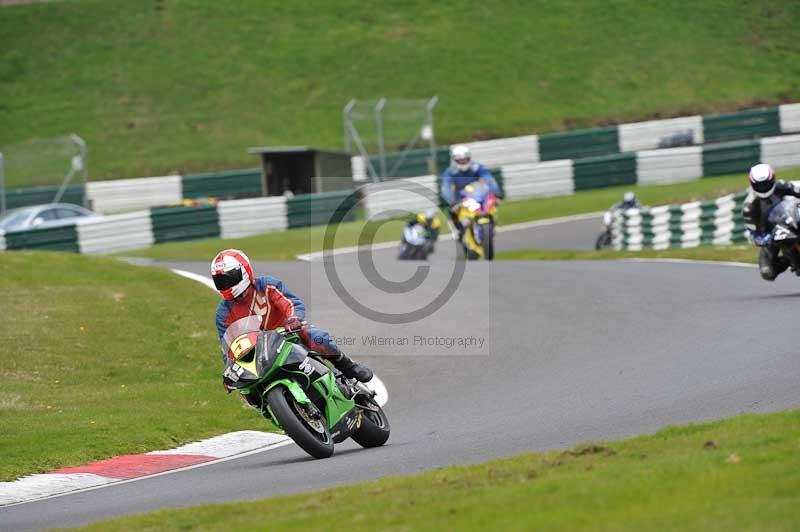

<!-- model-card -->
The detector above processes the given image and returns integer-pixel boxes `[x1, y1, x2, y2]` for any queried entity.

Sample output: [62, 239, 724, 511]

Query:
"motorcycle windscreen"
[221, 315, 264, 358]
[767, 198, 800, 228]
[462, 180, 491, 201]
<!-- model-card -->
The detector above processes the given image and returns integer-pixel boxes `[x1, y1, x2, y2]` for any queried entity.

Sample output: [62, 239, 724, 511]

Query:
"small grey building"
[247, 146, 353, 196]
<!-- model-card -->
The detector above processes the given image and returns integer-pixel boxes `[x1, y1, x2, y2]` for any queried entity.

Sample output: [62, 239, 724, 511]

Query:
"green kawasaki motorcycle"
[221, 316, 390, 459]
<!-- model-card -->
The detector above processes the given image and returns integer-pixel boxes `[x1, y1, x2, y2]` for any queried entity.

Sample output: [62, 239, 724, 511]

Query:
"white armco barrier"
[779, 103, 800, 134]
[217, 196, 288, 239]
[86, 175, 182, 214]
[760, 134, 800, 170]
[0, 229, 5, 251]
[636, 146, 703, 185]
[362, 175, 439, 220]
[465, 135, 540, 167]
[77, 210, 154, 254]
[500, 159, 574, 200]
[618, 115, 704, 152]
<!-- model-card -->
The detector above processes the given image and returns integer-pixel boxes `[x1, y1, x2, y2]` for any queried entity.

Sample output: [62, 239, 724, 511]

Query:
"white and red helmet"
[210, 249, 254, 300]
[749, 163, 776, 198]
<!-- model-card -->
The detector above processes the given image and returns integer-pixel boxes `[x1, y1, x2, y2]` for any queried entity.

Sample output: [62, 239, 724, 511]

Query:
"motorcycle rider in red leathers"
[211, 249, 373, 405]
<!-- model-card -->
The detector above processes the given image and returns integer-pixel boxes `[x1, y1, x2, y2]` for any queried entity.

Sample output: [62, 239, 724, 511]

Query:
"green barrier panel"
[702, 140, 760, 177]
[573, 152, 636, 191]
[702, 108, 781, 143]
[3, 185, 85, 210]
[370, 147, 450, 178]
[182, 168, 262, 200]
[4, 224, 79, 252]
[150, 205, 221, 243]
[287, 190, 358, 228]
[538, 126, 619, 161]
[733, 191, 748, 201]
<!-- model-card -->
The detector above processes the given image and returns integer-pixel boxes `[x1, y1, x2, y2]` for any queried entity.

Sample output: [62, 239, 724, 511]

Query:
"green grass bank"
[2, 1, 799, 182]
[0, 252, 271, 481]
[76, 408, 800, 531]
[497, 245, 757, 264]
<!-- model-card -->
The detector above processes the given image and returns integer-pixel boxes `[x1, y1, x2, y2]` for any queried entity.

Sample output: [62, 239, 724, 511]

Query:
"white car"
[0, 203, 102, 232]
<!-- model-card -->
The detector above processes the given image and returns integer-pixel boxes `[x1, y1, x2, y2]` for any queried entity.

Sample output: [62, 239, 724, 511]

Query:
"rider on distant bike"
[612, 191, 641, 211]
[405, 208, 441, 252]
[742, 163, 800, 281]
[440, 145, 501, 243]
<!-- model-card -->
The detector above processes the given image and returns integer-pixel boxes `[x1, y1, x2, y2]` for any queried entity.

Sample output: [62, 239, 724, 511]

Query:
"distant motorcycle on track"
[765, 196, 800, 272]
[221, 316, 390, 459]
[596, 192, 641, 250]
[595, 211, 614, 250]
[398, 223, 430, 260]
[455, 180, 499, 260]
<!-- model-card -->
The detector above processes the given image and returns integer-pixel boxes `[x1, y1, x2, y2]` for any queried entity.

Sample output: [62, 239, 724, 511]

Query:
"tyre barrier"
[611, 192, 748, 251]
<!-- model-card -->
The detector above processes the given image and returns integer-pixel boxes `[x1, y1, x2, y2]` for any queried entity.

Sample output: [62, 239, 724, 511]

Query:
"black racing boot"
[759, 247, 789, 281]
[333, 353, 373, 383]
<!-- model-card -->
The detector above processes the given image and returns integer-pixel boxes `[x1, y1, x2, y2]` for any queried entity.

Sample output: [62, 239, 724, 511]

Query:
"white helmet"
[210, 249, 254, 301]
[748, 163, 776, 198]
[450, 145, 471, 172]
[621, 191, 637, 208]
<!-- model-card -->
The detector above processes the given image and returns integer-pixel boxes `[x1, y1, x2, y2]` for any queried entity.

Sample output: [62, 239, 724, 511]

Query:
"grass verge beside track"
[497, 245, 757, 264]
[126, 170, 769, 261]
[0, 252, 270, 482]
[77, 408, 800, 531]
[2, 1, 799, 181]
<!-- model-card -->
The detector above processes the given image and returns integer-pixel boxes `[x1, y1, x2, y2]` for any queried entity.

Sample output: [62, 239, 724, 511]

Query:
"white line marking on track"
[296, 241, 397, 262]
[620, 258, 756, 268]
[494, 211, 603, 233]
[170, 268, 217, 289]
[295, 211, 604, 261]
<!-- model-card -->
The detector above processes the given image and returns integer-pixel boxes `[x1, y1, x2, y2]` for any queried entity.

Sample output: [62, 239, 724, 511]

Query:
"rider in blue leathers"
[440, 145, 501, 242]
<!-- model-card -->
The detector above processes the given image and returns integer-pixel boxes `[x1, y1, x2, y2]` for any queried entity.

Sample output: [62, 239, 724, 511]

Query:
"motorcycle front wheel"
[595, 231, 611, 250]
[266, 386, 334, 459]
[478, 222, 494, 260]
[351, 396, 390, 448]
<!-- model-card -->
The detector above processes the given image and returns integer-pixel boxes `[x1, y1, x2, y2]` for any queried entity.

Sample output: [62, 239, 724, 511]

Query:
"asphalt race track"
[4, 217, 800, 530]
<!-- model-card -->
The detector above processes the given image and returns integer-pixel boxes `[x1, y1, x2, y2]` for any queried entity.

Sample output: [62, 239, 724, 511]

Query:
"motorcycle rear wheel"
[266, 386, 334, 459]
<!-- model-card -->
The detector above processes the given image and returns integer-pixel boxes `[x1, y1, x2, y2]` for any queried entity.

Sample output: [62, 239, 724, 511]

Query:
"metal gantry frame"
[0, 134, 88, 214]
[343, 97, 438, 182]
[53, 134, 88, 206]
